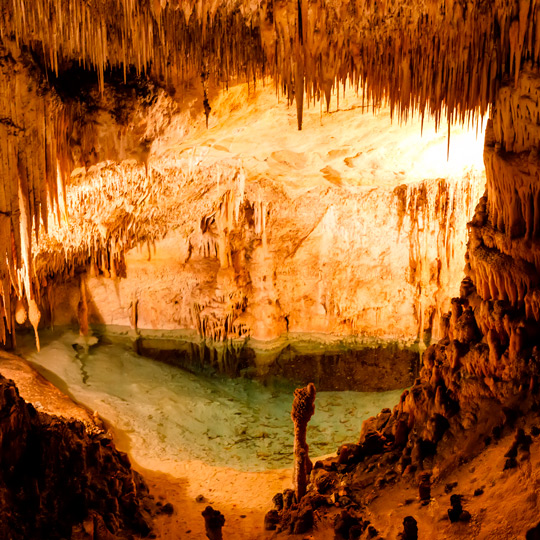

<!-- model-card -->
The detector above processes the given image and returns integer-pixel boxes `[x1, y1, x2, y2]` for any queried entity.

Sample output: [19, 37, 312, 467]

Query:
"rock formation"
[202, 506, 225, 540]
[291, 383, 316, 502]
[269, 63, 540, 535]
[0, 372, 152, 540]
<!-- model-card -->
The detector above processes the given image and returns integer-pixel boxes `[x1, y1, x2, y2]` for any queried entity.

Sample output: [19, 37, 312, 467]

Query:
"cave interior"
[1, 1, 540, 539]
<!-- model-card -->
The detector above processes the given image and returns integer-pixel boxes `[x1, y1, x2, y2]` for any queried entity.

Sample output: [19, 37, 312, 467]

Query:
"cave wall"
[366, 65, 540, 479]
[48, 165, 483, 344]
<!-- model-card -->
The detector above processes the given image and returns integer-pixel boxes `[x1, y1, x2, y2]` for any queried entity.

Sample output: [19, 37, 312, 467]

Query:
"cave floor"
[1, 351, 539, 539]
[0, 350, 286, 538]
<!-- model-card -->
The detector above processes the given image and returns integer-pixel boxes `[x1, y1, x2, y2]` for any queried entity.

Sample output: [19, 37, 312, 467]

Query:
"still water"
[19, 331, 404, 472]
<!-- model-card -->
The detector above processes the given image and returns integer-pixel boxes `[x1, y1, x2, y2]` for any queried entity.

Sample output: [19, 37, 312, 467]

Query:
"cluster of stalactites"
[0, 47, 73, 347]
[3, 0, 267, 94]
[3, 0, 539, 129]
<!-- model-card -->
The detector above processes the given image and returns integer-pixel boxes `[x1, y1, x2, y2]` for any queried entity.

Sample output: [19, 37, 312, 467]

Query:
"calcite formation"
[39, 86, 484, 347]
[46, 161, 482, 344]
[291, 382, 316, 501]
[0, 372, 152, 540]
[2, 0, 540, 535]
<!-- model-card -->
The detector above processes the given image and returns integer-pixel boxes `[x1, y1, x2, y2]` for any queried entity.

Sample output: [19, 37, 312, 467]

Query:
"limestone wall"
[49, 167, 482, 344]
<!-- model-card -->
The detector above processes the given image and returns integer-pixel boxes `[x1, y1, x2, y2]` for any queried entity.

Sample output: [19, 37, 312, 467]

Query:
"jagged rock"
[0, 376, 152, 540]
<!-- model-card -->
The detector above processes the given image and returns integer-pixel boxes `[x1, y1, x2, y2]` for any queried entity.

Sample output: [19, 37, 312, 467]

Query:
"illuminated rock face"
[0, 0, 531, 344]
[43, 90, 485, 345]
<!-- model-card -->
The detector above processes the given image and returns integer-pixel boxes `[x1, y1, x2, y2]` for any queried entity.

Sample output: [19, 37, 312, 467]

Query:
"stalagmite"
[291, 382, 316, 502]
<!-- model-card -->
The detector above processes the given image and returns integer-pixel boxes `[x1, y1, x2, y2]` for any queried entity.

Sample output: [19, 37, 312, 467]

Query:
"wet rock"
[202, 506, 225, 540]
[398, 516, 418, 540]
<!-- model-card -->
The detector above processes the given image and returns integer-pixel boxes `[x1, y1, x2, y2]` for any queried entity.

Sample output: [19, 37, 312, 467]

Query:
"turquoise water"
[19, 331, 404, 472]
